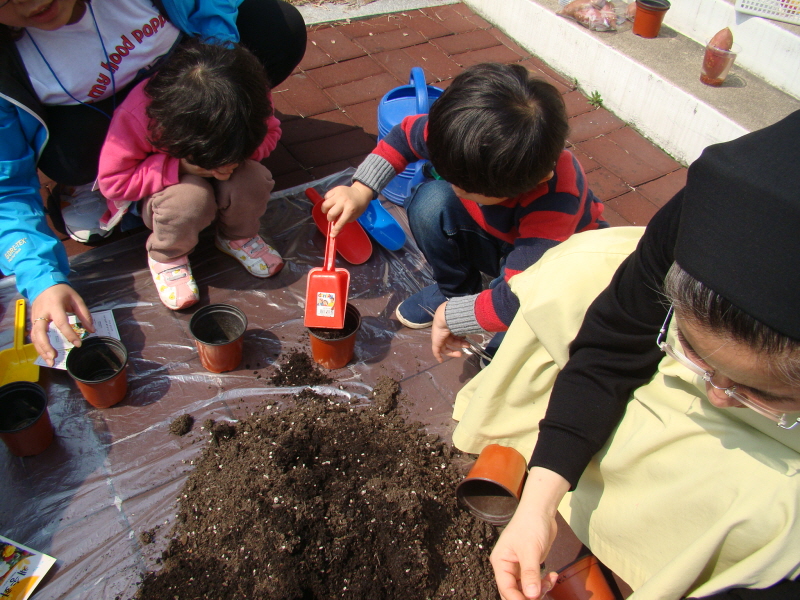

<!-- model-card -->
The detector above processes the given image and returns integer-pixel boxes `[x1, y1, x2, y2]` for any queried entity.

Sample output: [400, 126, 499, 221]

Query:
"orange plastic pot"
[66, 336, 128, 409]
[0, 382, 54, 456]
[632, 0, 670, 38]
[456, 444, 527, 526]
[548, 555, 616, 600]
[189, 304, 247, 373]
[308, 304, 361, 369]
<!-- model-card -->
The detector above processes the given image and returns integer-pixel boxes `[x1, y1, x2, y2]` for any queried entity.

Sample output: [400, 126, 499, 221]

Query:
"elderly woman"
[450, 110, 800, 600]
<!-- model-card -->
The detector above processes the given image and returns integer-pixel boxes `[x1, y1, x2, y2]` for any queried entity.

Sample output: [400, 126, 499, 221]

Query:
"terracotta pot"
[0, 382, 54, 456]
[456, 444, 527, 526]
[66, 336, 129, 409]
[632, 0, 670, 38]
[308, 304, 361, 369]
[189, 304, 247, 373]
[700, 43, 740, 86]
[548, 554, 616, 600]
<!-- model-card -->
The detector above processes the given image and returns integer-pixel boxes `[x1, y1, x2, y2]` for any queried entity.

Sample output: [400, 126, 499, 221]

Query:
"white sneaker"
[215, 234, 284, 278]
[60, 184, 113, 243]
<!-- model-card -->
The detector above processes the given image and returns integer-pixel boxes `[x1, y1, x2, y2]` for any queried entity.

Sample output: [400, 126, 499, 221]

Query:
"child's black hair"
[426, 62, 568, 198]
[145, 38, 271, 170]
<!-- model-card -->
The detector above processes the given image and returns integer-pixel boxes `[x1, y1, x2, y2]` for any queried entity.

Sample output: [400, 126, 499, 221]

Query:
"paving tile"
[403, 12, 453, 39]
[326, 72, 401, 107]
[488, 27, 532, 58]
[354, 27, 427, 53]
[636, 168, 688, 207]
[432, 28, 501, 55]
[310, 159, 356, 180]
[422, 5, 482, 34]
[605, 190, 660, 225]
[606, 126, 683, 173]
[342, 98, 382, 137]
[600, 203, 632, 227]
[452, 44, 526, 68]
[271, 90, 299, 117]
[304, 55, 385, 89]
[585, 165, 631, 201]
[262, 142, 304, 177]
[569, 145, 601, 173]
[566, 107, 626, 143]
[288, 129, 379, 167]
[403, 43, 464, 82]
[578, 136, 664, 187]
[273, 73, 338, 117]
[297, 38, 335, 71]
[274, 169, 315, 192]
[520, 60, 573, 95]
[371, 48, 424, 83]
[348, 153, 371, 169]
[523, 56, 575, 90]
[334, 14, 405, 39]
[563, 89, 594, 118]
[308, 27, 365, 62]
[278, 110, 358, 146]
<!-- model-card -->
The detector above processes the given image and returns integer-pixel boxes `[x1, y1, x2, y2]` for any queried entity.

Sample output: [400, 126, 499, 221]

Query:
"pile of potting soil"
[134, 368, 499, 600]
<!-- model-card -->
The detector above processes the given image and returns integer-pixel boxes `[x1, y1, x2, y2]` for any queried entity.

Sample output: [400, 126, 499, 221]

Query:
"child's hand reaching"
[322, 182, 373, 237]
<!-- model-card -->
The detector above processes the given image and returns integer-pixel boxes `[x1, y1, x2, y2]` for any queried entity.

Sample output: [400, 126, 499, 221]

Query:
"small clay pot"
[66, 336, 129, 409]
[308, 304, 361, 369]
[0, 382, 54, 456]
[456, 444, 527, 526]
[632, 0, 670, 38]
[189, 304, 247, 373]
[548, 554, 616, 600]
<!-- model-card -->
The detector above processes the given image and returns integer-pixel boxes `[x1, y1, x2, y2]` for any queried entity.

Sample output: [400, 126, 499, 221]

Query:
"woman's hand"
[490, 467, 570, 600]
[322, 182, 373, 237]
[431, 301, 468, 363]
[30, 284, 95, 367]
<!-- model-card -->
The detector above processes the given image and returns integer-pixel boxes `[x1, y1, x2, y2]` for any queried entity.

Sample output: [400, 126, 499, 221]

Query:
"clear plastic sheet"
[0, 170, 483, 600]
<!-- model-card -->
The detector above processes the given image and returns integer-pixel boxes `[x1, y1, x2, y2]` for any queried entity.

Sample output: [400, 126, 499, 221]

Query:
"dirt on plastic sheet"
[134, 361, 498, 600]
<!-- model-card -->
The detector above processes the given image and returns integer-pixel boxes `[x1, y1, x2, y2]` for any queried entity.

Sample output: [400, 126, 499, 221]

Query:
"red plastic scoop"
[306, 188, 372, 265]
[304, 221, 350, 329]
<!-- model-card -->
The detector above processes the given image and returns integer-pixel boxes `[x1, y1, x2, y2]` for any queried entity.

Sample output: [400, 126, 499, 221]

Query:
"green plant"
[588, 90, 603, 108]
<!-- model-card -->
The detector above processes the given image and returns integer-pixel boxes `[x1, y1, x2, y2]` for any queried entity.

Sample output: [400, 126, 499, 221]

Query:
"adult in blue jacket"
[0, 0, 305, 365]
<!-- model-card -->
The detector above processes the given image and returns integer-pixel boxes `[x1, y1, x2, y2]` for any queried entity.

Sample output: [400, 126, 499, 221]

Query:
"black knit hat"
[675, 109, 800, 340]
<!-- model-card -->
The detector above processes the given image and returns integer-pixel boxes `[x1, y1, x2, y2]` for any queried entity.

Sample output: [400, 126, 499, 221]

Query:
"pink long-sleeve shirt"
[97, 79, 281, 229]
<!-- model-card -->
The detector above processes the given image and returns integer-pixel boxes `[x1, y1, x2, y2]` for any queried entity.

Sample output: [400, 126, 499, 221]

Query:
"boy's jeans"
[405, 180, 513, 299]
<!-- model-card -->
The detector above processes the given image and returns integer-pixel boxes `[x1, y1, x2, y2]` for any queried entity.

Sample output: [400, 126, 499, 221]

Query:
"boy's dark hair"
[426, 62, 568, 198]
[145, 38, 271, 170]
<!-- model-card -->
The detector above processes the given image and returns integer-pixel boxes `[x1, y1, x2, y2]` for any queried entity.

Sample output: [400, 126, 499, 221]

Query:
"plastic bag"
[557, 0, 622, 32]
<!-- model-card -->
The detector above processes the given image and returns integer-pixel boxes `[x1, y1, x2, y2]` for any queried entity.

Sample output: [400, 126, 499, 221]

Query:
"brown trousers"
[142, 160, 274, 262]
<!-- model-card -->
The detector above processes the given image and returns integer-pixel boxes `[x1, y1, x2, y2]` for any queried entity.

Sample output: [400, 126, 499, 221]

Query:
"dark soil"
[269, 349, 334, 387]
[135, 359, 498, 600]
[308, 306, 360, 340]
[169, 414, 194, 436]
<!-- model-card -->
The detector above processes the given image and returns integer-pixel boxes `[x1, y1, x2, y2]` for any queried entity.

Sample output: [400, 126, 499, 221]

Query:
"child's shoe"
[148, 255, 199, 310]
[215, 234, 284, 278]
[59, 183, 114, 244]
[395, 284, 448, 329]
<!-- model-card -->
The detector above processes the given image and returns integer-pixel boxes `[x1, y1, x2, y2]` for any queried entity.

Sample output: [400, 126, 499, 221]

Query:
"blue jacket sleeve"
[0, 100, 70, 301]
[161, 0, 242, 44]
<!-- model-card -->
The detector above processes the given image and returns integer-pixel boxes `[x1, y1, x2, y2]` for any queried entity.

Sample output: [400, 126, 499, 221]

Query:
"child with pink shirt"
[98, 39, 283, 310]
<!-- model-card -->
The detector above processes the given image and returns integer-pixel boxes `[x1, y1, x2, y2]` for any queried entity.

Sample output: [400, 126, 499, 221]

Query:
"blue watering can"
[353, 68, 443, 252]
[375, 67, 443, 205]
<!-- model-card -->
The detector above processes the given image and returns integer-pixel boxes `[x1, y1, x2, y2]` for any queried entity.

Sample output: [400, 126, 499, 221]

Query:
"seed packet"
[0, 535, 56, 600]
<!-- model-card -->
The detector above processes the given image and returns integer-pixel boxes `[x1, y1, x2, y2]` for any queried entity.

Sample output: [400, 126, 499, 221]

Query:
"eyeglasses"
[657, 306, 800, 430]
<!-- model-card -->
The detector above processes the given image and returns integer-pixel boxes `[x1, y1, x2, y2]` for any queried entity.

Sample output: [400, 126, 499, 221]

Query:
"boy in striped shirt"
[321, 62, 606, 360]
